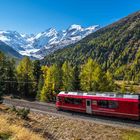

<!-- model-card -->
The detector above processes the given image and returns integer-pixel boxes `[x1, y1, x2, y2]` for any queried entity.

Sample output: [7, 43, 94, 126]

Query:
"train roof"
[58, 91, 140, 99]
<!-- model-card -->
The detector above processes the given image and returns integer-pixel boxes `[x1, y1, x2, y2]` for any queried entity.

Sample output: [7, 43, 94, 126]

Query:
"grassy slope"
[0, 104, 140, 140]
[0, 105, 44, 140]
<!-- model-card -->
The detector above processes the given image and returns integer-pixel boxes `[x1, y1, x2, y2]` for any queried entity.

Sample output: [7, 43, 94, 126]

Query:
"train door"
[86, 100, 92, 114]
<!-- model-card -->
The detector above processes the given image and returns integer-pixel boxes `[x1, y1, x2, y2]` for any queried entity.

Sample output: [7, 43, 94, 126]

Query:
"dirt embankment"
[0, 104, 140, 140]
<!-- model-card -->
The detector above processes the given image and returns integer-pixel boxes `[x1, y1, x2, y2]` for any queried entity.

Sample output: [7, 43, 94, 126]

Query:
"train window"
[98, 100, 118, 109]
[64, 98, 74, 104]
[64, 98, 82, 105]
[92, 100, 97, 105]
[98, 100, 108, 108]
[74, 98, 82, 105]
[108, 101, 118, 109]
[57, 97, 62, 102]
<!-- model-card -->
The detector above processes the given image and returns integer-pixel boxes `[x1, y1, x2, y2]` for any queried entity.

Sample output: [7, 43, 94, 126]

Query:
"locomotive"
[56, 91, 140, 120]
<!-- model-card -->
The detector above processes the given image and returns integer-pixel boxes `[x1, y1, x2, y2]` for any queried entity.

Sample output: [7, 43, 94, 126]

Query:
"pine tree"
[62, 61, 74, 91]
[33, 60, 41, 84]
[5, 59, 18, 95]
[16, 57, 36, 98]
[33, 60, 41, 98]
[0, 52, 6, 98]
[0, 52, 18, 98]
[73, 66, 80, 91]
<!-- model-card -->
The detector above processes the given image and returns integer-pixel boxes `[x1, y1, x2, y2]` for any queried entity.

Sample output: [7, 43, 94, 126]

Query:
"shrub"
[0, 133, 11, 139]
[10, 106, 30, 119]
[0, 114, 44, 140]
[17, 108, 30, 119]
[122, 131, 140, 140]
[11, 106, 17, 112]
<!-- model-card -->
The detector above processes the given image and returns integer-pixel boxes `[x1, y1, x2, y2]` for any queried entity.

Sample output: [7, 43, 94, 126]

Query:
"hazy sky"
[0, 0, 140, 34]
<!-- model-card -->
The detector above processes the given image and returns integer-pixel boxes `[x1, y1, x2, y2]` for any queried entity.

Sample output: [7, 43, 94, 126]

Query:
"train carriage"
[56, 91, 140, 120]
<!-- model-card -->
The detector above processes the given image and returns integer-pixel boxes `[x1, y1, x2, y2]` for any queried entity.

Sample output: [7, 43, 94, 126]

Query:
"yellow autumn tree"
[80, 58, 115, 92]
[40, 64, 61, 101]
[16, 57, 36, 97]
[62, 61, 74, 91]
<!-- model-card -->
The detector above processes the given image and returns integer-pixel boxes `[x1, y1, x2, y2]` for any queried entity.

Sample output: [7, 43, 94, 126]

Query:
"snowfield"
[0, 24, 100, 59]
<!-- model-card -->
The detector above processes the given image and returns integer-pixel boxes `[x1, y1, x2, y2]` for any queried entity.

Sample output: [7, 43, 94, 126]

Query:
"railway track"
[2, 98, 140, 130]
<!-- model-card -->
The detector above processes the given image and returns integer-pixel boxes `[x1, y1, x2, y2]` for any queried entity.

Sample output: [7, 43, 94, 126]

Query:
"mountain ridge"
[42, 11, 140, 80]
[0, 41, 23, 58]
[0, 24, 99, 59]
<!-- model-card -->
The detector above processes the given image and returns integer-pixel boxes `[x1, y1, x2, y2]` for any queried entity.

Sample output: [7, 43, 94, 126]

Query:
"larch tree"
[129, 83, 135, 93]
[121, 81, 127, 93]
[16, 57, 36, 98]
[99, 70, 115, 92]
[80, 58, 115, 92]
[39, 66, 48, 101]
[80, 58, 100, 91]
[40, 64, 61, 101]
[62, 61, 74, 91]
[36, 74, 44, 100]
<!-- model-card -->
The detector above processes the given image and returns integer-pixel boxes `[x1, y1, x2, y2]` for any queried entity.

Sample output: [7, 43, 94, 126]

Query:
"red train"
[56, 91, 140, 120]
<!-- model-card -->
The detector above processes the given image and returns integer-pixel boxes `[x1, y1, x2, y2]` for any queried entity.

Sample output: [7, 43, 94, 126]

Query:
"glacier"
[0, 24, 100, 59]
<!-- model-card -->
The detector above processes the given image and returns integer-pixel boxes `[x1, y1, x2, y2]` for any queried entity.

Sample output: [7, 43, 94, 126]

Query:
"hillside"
[0, 41, 22, 58]
[1, 105, 140, 140]
[42, 11, 140, 80]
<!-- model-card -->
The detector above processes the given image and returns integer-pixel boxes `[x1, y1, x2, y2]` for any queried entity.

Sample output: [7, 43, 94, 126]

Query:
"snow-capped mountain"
[0, 24, 100, 59]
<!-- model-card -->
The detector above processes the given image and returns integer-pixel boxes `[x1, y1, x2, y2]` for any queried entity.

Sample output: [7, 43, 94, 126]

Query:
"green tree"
[0, 52, 17, 98]
[5, 59, 18, 95]
[16, 57, 35, 98]
[62, 61, 74, 91]
[33, 60, 41, 98]
[0, 52, 6, 98]
[73, 66, 80, 91]
[33, 60, 41, 84]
